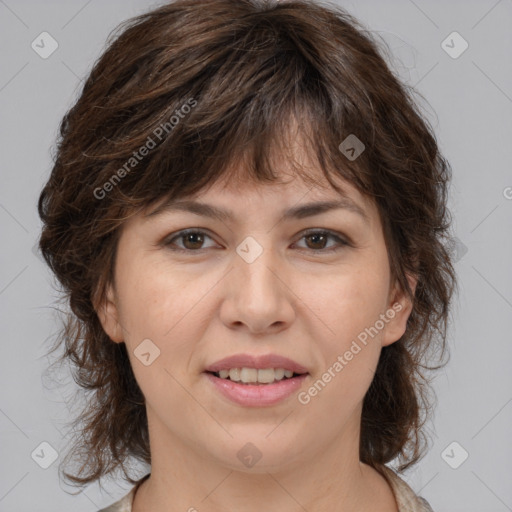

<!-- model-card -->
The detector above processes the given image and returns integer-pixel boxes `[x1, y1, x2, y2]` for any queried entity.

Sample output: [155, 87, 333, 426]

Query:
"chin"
[204, 435, 305, 473]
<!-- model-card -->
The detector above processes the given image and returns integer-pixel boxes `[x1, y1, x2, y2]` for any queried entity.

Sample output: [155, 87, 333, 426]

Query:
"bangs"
[137, 104, 368, 218]
[84, 9, 374, 227]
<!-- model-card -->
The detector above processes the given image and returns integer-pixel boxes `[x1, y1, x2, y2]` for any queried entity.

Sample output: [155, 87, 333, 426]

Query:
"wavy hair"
[37, 0, 458, 488]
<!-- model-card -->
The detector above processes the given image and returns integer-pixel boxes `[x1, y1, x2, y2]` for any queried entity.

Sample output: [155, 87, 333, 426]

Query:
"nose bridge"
[234, 234, 281, 298]
[220, 232, 295, 332]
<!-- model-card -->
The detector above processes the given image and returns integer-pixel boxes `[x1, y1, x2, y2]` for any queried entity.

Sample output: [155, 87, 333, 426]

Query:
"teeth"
[215, 367, 298, 384]
[229, 368, 241, 381]
[256, 368, 275, 383]
[274, 368, 285, 380]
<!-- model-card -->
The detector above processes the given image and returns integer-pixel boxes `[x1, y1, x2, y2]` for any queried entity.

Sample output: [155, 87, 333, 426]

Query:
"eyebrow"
[145, 197, 369, 223]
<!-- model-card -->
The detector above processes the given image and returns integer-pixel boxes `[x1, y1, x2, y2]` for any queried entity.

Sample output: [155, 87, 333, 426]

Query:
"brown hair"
[38, 0, 457, 489]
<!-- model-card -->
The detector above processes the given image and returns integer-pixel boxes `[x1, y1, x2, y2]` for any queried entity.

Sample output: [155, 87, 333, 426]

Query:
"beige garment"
[379, 465, 435, 512]
[98, 465, 434, 512]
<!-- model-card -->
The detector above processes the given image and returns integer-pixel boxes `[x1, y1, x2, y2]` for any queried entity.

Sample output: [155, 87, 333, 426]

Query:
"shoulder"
[96, 469, 434, 512]
[97, 474, 150, 512]
[377, 464, 435, 512]
[97, 487, 135, 512]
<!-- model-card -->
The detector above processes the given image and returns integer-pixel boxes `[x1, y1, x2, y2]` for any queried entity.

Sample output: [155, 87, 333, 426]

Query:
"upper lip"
[204, 354, 309, 374]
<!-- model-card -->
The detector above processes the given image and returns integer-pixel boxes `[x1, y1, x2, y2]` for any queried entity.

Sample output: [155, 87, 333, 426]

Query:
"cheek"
[296, 265, 389, 407]
[298, 277, 385, 421]
[116, 260, 202, 339]
[301, 265, 390, 347]
[113, 263, 204, 406]
[114, 259, 218, 395]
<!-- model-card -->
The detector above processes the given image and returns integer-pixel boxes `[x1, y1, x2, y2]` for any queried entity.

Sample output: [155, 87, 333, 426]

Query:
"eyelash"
[163, 228, 351, 254]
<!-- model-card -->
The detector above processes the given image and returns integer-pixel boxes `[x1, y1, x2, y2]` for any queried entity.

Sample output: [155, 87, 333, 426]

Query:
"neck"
[132, 405, 397, 512]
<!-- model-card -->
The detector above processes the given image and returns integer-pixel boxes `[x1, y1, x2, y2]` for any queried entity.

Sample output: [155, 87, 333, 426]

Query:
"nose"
[219, 242, 296, 335]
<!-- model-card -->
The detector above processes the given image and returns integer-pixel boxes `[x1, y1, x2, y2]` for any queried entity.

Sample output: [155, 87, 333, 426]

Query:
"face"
[97, 162, 416, 474]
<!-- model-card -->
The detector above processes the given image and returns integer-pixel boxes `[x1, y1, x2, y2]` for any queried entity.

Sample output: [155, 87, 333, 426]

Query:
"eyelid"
[162, 228, 219, 250]
[293, 229, 352, 252]
[162, 227, 352, 253]
[299, 228, 351, 244]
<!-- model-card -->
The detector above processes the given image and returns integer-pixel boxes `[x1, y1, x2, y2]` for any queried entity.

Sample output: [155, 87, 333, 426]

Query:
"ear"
[95, 282, 124, 343]
[381, 272, 418, 348]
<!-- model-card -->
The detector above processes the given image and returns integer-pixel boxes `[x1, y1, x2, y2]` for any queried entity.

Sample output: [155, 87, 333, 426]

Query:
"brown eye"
[165, 230, 216, 252]
[295, 230, 350, 253]
[181, 232, 205, 250]
[304, 232, 329, 250]
[163, 228, 350, 254]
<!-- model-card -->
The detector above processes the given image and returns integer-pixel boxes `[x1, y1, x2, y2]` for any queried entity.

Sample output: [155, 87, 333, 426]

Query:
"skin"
[97, 148, 417, 512]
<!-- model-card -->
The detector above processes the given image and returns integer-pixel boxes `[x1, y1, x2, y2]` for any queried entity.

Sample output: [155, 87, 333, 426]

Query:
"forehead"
[138, 115, 379, 226]
[189, 121, 374, 213]
[142, 163, 379, 233]
[198, 167, 365, 211]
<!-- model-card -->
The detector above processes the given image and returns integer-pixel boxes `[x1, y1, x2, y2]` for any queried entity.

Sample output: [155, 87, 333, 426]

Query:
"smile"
[212, 367, 299, 384]
[204, 371, 309, 407]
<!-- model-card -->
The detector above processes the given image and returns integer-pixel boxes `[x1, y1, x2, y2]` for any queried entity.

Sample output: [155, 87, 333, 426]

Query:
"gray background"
[1, 0, 511, 511]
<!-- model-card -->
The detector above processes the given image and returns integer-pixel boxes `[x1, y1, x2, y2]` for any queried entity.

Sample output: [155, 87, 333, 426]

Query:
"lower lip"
[204, 372, 308, 407]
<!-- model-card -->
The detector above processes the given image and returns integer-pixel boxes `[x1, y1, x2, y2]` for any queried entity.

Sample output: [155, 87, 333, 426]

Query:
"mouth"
[205, 368, 307, 385]
[203, 353, 310, 406]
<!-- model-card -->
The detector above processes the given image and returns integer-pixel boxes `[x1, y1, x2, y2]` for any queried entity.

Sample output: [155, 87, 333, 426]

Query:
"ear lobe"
[381, 272, 418, 348]
[95, 282, 124, 343]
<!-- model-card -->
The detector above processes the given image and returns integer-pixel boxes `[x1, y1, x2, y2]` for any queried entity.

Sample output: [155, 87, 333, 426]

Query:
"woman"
[37, 0, 457, 510]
